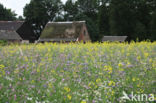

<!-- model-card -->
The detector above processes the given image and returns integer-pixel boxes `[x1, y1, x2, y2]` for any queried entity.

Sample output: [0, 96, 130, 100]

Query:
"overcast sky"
[0, 0, 67, 16]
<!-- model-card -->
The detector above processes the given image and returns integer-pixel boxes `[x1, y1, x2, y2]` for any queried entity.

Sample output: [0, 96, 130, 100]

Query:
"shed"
[102, 36, 128, 42]
[38, 21, 90, 43]
[0, 21, 22, 42]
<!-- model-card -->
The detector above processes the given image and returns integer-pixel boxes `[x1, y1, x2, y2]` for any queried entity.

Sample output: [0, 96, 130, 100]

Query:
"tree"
[77, 0, 99, 21]
[133, 21, 146, 41]
[98, 3, 110, 39]
[63, 0, 78, 21]
[24, 0, 62, 38]
[151, 10, 156, 41]
[17, 16, 25, 20]
[0, 3, 17, 21]
[134, 0, 152, 40]
[109, 0, 135, 40]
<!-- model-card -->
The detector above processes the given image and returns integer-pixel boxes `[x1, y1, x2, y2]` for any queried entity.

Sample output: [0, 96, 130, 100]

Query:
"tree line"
[0, 0, 156, 41]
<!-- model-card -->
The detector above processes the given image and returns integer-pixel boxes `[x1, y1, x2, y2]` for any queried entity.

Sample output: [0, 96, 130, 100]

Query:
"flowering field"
[0, 42, 156, 103]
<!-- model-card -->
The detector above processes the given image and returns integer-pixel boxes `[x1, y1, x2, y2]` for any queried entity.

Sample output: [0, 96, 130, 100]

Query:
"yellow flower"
[132, 78, 136, 82]
[64, 87, 71, 92]
[104, 65, 113, 74]
[96, 78, 101, 83]
[144, 53, 149, 58]
[108, 81, 115, 86]
[111, 91, 115, 95]
[137, 56, 141, 60]
[2, 70, 5, 75]
[31, 80, 35, 83]
[37, 68, 40, 73]
[137, 83, 141, 88]
[118, 63, 123, 68]
[149, 58, 152, 63]
[24, 56, 28, 62]
[51, 70, 55, 73]
[48, 83, 53, 88]
[81, 100, 87, 103]
[88, 81, 97, 88]
[19, 78, 22, 81]
[67, 94, 72, 100]
[0, 64, 5, 69]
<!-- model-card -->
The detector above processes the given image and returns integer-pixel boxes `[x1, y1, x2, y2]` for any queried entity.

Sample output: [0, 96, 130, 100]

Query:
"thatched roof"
[0, 21, 24, 30]
[39, 21, 86, 41]
[0, 21, 23, 40]
[102, 36, 127, 42]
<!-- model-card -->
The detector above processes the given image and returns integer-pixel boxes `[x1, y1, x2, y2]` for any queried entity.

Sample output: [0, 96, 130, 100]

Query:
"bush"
[0, 40, 8, 46]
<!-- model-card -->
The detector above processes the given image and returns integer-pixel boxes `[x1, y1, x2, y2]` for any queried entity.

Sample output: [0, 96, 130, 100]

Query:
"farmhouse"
[38, 21, 90, 43]
[0, 21, 22, 42]
[102, 36, 128, 42]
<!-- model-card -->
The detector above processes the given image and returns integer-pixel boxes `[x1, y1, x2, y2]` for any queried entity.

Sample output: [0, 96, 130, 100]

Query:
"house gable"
[39, 21, 91, 42]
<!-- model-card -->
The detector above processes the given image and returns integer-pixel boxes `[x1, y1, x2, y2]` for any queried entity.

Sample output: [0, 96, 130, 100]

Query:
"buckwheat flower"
[27, 97, 33, 100]
[5, 76, 13, 81]
[83, 85, 89, 89]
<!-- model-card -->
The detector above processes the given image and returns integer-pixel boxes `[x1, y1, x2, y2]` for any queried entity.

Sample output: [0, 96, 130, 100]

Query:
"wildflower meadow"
[0, 42, 155, 103]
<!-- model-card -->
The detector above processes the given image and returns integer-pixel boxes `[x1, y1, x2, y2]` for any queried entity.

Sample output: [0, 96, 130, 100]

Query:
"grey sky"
[0, 0, 67, 16]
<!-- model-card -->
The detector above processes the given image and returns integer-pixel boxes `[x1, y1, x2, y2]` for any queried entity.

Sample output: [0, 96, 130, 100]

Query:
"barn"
[0, 21, 22, 42]
[38, 21, 91, 43]
[102, 36, 128, 42]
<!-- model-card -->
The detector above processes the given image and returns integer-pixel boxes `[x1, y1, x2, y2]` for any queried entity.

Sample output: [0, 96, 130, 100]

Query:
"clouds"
[0, 0, 67, 16]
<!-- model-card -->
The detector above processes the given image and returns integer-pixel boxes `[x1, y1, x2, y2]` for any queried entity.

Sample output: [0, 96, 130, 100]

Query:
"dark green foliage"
[0, 4, 17, 21]
[77, 0, 99, 22]
[17, 16, 24, 21]
[134, 0, 152, 40]
[63, 0, 78, 21]
[0, 40, 8, 46]
[109, 0, 135, 41]
[23, 0, 63, 38]
[134, 21, 146, 41]
[151, 10, 156, 41]
[98, 4, 110, 40]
